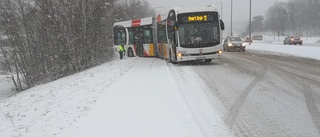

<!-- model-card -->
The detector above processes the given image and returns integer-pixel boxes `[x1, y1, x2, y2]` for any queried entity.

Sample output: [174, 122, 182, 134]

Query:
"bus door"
[167, 20, 178, 61]
[134, 27, 144, 57]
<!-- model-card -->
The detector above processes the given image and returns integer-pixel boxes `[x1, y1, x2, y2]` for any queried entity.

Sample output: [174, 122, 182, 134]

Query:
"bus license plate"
[196, 56, 205, 60]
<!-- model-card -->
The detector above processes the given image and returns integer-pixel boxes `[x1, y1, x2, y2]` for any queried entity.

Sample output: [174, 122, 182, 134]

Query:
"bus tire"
[169, 51, 172, 63]
[128, 48, 134, 57]
[205, 59, 212, 63]
[169, 50, 178, 64]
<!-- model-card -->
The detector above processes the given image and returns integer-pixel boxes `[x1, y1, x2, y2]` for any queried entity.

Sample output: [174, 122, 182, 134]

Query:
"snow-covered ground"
[0, 57, 232, 137]
[0, 36, 319, 137]
[246, 35, 320, 60]
[260, 35, 320, 44]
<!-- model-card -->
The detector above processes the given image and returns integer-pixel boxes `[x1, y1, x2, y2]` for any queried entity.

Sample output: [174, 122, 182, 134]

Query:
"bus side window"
[143, 28, 153, 44]
[128, 28, 134, 45]
[113, 26, 126, 45]
[157, 21, 167, 43]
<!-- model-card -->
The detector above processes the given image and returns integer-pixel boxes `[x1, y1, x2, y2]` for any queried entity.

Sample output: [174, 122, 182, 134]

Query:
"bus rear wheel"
[128, 48, 134, 57]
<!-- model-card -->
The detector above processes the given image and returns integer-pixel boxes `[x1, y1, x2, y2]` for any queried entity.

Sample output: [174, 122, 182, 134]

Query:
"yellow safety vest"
[118, 45, 124, 52]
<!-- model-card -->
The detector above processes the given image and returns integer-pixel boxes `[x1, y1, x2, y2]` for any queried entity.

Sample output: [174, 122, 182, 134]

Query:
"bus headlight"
[218, 50, 222, 54]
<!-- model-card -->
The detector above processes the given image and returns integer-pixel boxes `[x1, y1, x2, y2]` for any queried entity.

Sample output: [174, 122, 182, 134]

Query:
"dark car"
[283, 36, 303, 45]
[223, 36, 246, 52]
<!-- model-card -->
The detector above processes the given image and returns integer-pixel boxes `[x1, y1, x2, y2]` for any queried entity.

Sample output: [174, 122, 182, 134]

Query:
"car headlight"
[242, 43, 246, 46]
[228, 43, 233, 47]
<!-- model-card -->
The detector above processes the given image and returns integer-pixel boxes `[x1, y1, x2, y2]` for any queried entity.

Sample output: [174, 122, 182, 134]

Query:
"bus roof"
[157, 5, 218, 22]
[113, 17, 153, 28]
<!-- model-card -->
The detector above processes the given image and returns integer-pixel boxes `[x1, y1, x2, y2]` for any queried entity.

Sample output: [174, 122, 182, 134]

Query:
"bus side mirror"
[220, 19, 225, 30]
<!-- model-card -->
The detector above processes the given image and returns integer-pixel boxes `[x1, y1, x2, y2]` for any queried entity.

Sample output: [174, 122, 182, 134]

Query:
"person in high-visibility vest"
[118, 45, 125, 59]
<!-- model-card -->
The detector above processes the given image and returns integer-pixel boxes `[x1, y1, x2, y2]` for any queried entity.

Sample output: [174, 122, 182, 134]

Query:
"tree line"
[0, 0, 154, 91]
[243, 0, 320, 37]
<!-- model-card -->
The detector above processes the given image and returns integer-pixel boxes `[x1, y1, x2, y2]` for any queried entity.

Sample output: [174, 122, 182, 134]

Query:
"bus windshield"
[177, 12, 220, 48]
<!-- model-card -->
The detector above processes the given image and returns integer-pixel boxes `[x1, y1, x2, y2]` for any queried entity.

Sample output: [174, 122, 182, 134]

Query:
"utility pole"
[249, 0, 252, 45]
[220, 2, 223, 20]
[230, 0, 233, 36]
[220, 2, 223, 39]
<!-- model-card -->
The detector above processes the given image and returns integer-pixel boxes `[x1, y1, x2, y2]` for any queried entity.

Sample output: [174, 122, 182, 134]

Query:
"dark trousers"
[119, 51, 123, 59]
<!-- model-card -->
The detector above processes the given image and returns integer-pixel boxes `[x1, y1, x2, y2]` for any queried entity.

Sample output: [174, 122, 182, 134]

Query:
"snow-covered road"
[193, 51, 320, 136]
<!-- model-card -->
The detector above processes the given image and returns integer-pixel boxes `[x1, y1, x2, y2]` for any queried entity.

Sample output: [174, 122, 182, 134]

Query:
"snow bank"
[0, 57, 233, 137]
[247, 42, 320, 60]
[0, 57, 136, 137]
[62, 58, 232, 137]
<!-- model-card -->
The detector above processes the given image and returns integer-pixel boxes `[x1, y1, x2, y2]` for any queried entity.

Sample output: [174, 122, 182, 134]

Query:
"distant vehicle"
[283, 36, 303, 45]
[252, 35, 263, 40]
[223, 36, 246, 52]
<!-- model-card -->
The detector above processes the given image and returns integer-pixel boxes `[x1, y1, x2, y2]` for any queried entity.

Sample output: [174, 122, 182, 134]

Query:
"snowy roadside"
[0, 57, 137, 137]
[247, 42, 320, 60]
[62, 58, 232, 137]
[0, 57, 233, 137]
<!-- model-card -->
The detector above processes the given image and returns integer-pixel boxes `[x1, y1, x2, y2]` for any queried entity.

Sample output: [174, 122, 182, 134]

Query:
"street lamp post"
[249, 0, 252, 45]
[220, 2, 223, 20]
[220, 2, 223, 40]
[230, 0, 233, 36]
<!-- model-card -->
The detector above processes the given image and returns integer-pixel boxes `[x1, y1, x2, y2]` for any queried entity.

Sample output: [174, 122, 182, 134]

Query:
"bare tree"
[263, 0, 320, 36]
[0, 0, 154, 91]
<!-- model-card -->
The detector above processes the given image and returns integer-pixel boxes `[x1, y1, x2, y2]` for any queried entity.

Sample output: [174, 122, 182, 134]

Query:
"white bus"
[113, 17, 156, 57]
[154, 5, 225, 63]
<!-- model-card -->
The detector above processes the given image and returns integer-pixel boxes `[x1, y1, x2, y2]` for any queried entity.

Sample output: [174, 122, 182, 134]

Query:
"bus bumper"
[176, 51, 222, 62]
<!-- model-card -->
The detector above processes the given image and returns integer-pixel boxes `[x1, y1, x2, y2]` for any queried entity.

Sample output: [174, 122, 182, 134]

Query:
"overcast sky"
[147, 0, 288, 22]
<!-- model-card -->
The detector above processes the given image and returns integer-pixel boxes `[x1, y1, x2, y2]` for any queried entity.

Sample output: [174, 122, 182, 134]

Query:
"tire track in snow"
[145, 58, 204, 137]
[193, 54, 265, 136]
[165, 62, 207, 137]
[202, 52, 320, 136]
[220, 53, 268, 131]
[303, 83, 320, 136]
[224, 63, 267, 130]
[238, 52, 320, 136]
[269, 62, 320, 136]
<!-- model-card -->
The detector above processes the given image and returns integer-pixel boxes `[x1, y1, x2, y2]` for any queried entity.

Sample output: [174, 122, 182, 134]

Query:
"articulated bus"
[113, 17, 156, 57]
[154, 5, 225, 63]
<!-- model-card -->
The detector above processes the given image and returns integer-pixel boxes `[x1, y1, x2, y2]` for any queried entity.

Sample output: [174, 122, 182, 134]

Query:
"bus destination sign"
[188, 15, 208, 22]
[178, 12, 218, 23]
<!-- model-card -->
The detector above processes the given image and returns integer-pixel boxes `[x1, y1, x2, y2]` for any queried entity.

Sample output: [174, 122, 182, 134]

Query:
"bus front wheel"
[169, 50, 178, 64]
[205, 59, 212, 63]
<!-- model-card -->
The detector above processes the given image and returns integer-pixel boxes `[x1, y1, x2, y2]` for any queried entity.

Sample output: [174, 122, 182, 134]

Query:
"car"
[223, 36, 246, 52]
[283, 36, 303, 45]
[252, 35, 263, 40]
